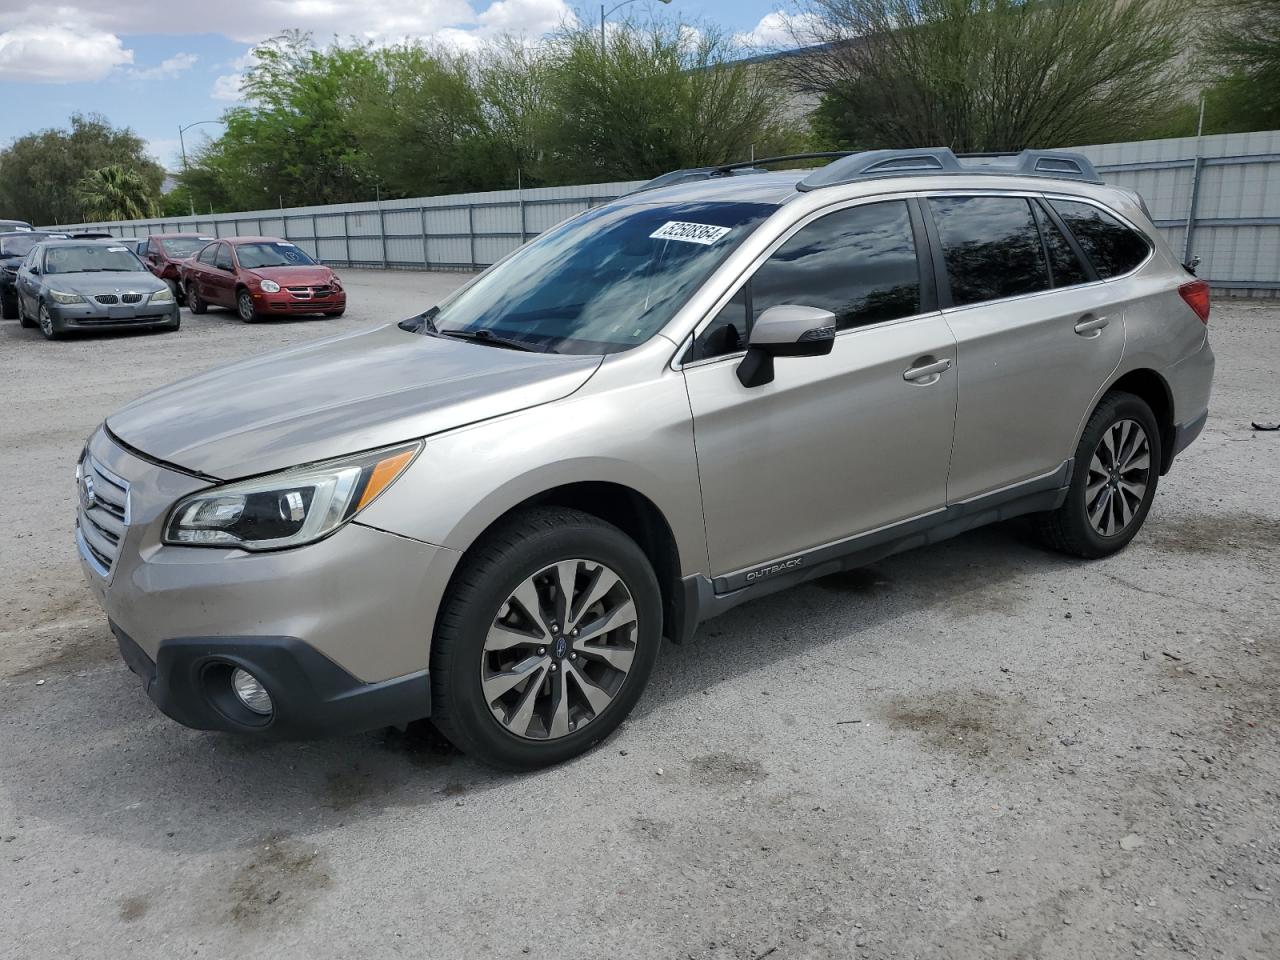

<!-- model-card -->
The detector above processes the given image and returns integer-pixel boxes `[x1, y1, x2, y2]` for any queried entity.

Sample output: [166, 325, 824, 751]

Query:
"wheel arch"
[444, 480, 692, 646]
[1103, 367, 1176, 474]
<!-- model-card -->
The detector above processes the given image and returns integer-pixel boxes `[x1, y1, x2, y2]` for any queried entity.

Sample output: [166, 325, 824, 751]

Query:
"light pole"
[601, 0, 672, 54]
[178, 120, 224, 217]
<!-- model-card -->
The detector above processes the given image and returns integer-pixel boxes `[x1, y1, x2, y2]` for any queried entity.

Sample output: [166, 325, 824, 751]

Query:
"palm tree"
[77, 165, 158, 222]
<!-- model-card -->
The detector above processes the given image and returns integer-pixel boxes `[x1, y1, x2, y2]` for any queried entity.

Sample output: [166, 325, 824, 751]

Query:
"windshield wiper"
[438, 329, 548, 353]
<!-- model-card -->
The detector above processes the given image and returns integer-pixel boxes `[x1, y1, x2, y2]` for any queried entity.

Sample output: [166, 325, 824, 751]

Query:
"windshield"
[414, 200, 775, 355]
[1, 234, 61, 257]
[0, 224, 31, 234]
[42, 244, 145, 274]
[162, 237, 215, 258]
[235, 241, 316, 268]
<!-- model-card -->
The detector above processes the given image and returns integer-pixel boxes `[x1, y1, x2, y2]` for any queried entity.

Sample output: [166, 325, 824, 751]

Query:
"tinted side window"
[215, 244, 234, 270]
[197, 243, 217, 265]
[1049, 200, 1150, 278]
[692, 286, 749, 360]
[752, 201, 920, 332]
[929, 196, 1050, 306]
[1033, 202, 1090, 287]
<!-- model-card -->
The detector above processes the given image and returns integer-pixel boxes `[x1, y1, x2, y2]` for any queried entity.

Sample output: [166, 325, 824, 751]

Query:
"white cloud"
[476, 0, 573, 37]
[734, 12, 820, 50]
[0, 24, 132, 83]
[145, 137, 183, 167]
[130, 52, 198, 80]
[211, 73, 246, 101]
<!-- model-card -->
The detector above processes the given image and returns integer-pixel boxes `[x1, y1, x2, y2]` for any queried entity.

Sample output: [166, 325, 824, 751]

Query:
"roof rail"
[632, 152, 855, 194]
[796, 148, 1103, 191]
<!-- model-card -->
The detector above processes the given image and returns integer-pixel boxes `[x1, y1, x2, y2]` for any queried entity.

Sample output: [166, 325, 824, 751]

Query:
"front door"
[925, 194, 1127, 502]
[683, 199, 958, 583]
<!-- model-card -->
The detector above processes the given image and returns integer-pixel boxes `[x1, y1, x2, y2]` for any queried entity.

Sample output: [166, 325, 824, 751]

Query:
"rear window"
[928, 196, 1051, 306]
[1049, 200, 1150, 278]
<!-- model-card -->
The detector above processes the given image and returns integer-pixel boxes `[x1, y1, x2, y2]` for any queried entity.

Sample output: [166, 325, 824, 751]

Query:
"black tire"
[16, 295, 33, 327]
[187, 283, 207, 314]
[430, 507, 662, 770]
[165, 278, 184, 305]
[37, 303, 62, 340]
[1035, 390, 1162, 559]
[237, 289, 257, 323]
[1, 291, 16, 320]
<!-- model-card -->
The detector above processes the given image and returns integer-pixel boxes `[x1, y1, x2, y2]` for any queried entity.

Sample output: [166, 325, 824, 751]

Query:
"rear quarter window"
[1049, 200, 1151, 279]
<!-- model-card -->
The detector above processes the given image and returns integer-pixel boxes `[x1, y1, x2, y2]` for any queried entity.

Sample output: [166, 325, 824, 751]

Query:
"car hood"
[106, 324, 603, 479]
[247, 265, 333, 285]
[44, 271, 166, 295]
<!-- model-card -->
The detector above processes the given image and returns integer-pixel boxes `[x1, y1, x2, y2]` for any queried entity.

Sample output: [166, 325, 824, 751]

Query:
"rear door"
[925, 193, 1126, 502]
[683, 198, 958, 582]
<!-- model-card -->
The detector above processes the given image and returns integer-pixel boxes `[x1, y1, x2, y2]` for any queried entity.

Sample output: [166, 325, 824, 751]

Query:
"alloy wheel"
[238, 292, 254, 321]
[38, 305, 53, 338]
[481, 558, 638, 741]
[1086, 418, 1151, 537]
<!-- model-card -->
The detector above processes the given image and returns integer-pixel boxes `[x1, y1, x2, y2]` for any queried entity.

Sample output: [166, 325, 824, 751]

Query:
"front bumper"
[112, 624, 430, 738]
[77, 428, 461, 738]
[50, 299, 179, 330]
[251, 289, 347, 315]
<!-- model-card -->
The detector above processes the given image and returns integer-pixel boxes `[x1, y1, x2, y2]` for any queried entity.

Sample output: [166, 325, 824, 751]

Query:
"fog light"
[231, 668, 273, 715]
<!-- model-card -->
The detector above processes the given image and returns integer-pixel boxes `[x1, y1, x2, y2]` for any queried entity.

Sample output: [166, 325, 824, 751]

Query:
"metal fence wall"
[44, 130, 1280, 294]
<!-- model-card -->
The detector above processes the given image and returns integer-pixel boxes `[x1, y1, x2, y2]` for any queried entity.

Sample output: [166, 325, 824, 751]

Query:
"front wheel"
[1035, 390, 1161, 558]
[17, 295, 33, 328]
[38, 303, 62, 340]
[430, 507, 662, 769]
[237, 290, 257, 323]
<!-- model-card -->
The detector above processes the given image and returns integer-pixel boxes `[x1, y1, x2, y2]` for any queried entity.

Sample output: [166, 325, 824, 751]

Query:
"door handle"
[1074, 314, 1110, 336]
[903, 357, 952, 383]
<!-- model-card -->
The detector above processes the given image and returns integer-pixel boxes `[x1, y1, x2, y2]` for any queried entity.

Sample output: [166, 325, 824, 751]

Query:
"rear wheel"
[430, 507, 662, 769]
[1035, 390, 1161, 558]
[187, 283, 207, 314]
[237, 290, 257, 323]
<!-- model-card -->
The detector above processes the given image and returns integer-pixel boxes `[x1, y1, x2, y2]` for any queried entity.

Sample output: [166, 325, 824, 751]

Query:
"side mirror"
[736, 304, 837, 388]
[29, 265, 39, 275]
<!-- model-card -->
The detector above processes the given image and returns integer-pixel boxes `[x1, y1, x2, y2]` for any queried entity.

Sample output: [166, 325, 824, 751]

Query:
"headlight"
[163, 442, 420, 550]
[330, 276, 342, 290]
[49, 290, 85, 304]
[259, 279, 281, 293]
[150, 286, 174, 303]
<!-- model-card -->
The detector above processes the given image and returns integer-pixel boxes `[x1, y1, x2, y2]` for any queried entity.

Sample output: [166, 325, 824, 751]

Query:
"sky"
[0, 1, 799, 171]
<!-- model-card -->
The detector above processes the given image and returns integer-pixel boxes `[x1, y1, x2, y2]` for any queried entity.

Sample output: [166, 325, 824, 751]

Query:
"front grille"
[284, 285, 334, 300]
[122, 293, 142, 304]
[95, 294, 118, 304]
[75, 455, 129, 578]
[93, 293, 144, 305]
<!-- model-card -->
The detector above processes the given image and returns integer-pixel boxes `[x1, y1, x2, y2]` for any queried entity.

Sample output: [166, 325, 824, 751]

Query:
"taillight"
[1179, 279, 1210, 324]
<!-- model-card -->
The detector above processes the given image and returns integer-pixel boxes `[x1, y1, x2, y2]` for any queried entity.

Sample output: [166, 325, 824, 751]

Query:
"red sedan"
[181, 236, 346, 322]
[140, 233, 216, 302]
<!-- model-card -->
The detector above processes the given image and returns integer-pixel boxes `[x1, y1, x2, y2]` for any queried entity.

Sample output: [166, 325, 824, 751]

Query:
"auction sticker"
[650, 221, 732, 245]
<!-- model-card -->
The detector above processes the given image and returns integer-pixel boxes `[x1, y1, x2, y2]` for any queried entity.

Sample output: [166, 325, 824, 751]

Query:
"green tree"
[0, 114, 164, 224]
[184, 32, 380, 209]
[544, 21, 801, 182]
[348, 44, 505, 196]
[789, 0, 1192, 152]
[77, 165, 159, 221]
[477, 39, 559, 187]
[1197, 0, 1280, 133]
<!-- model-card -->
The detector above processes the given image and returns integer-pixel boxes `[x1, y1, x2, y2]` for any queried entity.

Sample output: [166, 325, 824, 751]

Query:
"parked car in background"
[0, 219, 34, 233]
[140, 233, 215, 302]
[15, 239, 179, 339]
[181, 236, 345, 321]
[77, 148, 1213, 768]
[67, 231, 117, 240]
[0, 230, 68, 318]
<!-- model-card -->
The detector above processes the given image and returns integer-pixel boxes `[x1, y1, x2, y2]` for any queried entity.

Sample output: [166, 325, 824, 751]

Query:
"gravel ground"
[1, 273, 1277, 960]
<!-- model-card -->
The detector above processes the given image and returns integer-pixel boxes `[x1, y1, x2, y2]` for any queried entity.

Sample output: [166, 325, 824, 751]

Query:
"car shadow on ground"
[1, 520, 1078, 855]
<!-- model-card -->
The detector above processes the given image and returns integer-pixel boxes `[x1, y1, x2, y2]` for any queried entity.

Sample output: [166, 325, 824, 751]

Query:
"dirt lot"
[1, 274, 1277, 960]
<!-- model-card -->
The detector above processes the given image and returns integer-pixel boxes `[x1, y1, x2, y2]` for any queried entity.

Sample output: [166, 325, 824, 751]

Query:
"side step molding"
[677, 460, 1072, 636]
